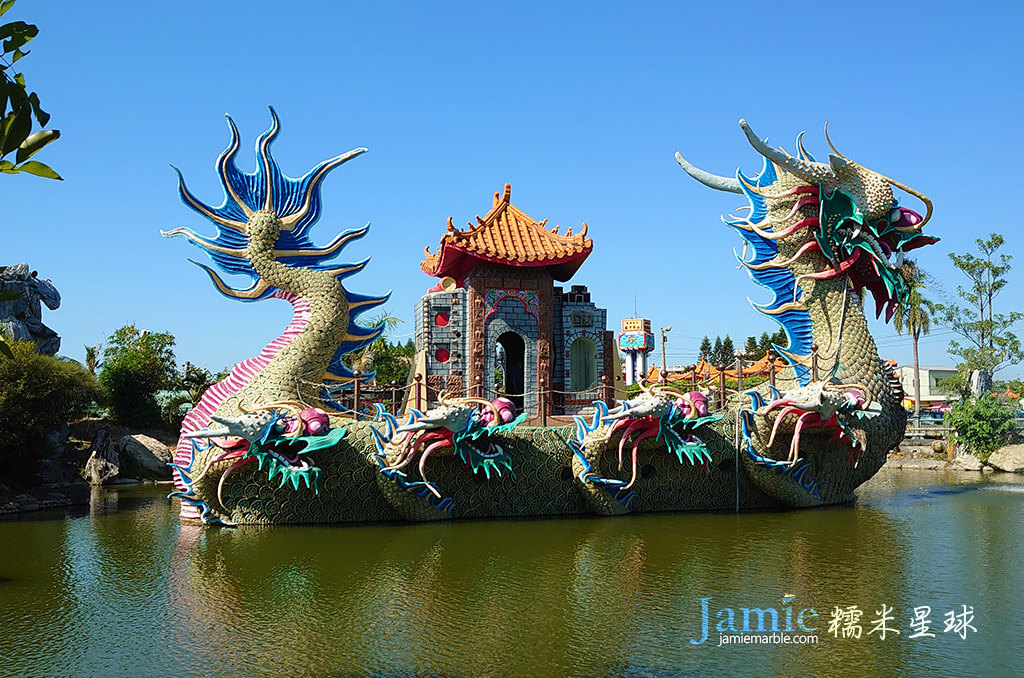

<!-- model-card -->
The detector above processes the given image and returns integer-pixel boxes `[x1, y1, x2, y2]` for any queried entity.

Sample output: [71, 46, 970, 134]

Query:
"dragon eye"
[890, 209, 901, 223]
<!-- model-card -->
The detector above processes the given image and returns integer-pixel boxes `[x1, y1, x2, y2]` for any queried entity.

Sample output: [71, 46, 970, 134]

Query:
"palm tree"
[893, 262, 934, 418]
[84, 344, 101, 375]
[347, 313, 409, 382]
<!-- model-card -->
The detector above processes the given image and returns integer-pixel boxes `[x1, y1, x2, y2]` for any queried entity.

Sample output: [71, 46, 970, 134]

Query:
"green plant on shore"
[0, 339, 101, 482]
[98, 324, 177, 427]
[946, 393, 1017, 461]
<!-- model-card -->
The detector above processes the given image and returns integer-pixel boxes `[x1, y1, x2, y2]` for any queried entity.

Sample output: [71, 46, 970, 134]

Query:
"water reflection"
[1, 472, 1022, 677]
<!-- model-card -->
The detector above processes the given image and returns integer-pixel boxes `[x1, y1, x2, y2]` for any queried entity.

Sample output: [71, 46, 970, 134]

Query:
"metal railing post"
[352, 370, 361, 420]
[539, 377, 547, 427]
[811, 343, 819, 381]
[601, 374, 609, 405]
[735, 352, 744, 392]
[768, 350, 776, 390]
[414, 372, 423, 412]
[718, 364, 727, 410]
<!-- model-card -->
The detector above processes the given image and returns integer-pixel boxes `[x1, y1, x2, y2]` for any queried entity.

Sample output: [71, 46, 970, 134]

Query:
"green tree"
[934, 234, 1023, 392]
[698, 335, 712, 361]
[721, 335, 736, 365]
[0, 1, 61, 179]
[947, 393, 1017, 460]
[743, 335, 758, 357]
[344, 313, 415, 385]
[711, 336, 723, 366]
[0, 340, 101, 481]
[892, 262, 934, 417]
[159, 361, 221, 423]
[98, 324, 177, 426]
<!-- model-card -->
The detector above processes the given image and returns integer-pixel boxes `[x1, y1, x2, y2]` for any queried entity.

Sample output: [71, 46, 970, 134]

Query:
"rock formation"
[0, 263, 61, 355]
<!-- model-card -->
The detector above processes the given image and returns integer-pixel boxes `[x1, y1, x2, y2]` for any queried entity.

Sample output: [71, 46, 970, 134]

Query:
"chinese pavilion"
[415, 183, 618, 416]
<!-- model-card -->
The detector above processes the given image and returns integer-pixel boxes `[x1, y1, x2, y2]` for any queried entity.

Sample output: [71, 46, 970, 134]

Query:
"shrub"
[98, 324, 177, 427]
[947, 393, 1018, 460]
[0, 340, 102, 480]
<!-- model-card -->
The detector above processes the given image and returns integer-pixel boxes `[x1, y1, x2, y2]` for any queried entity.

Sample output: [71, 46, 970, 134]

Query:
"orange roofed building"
[414, 184, 619, 416]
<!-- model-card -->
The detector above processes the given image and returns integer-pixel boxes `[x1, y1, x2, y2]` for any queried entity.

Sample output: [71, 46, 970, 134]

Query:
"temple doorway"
[496, 331, 526, 412]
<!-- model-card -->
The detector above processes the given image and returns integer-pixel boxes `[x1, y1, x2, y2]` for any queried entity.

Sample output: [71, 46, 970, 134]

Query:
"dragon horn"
[453, 396, 501, 424]
[883, 174, 933, 231]
[825, 121, 931, 228]
[675, 152, 743, 194]
[739, 119, 835, 184]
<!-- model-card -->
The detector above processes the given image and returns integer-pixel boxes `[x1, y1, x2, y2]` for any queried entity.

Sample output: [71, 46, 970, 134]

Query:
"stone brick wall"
[553, 285, 610, 413]
[415, 288, 467, 402]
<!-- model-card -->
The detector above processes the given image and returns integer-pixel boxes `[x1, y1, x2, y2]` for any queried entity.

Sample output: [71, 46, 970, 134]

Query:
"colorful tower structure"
[416, 183, 616, 415]
[618, 318, 655, 386]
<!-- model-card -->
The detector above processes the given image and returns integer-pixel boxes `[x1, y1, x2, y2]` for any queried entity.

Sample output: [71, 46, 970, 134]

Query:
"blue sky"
[4, 1, 1022, 378]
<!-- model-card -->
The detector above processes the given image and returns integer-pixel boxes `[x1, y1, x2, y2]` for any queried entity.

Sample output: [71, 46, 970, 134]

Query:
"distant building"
[618, 318, 654, 386]
[416, 184, 618, 415]
[895, 365, 957, 404]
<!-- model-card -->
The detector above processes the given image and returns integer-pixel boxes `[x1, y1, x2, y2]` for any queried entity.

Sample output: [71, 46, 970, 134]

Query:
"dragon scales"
[167, 113, 936, 525]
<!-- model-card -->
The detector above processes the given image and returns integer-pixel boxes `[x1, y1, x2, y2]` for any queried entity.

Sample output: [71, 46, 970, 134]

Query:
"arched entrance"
[496, 331, 526, 412]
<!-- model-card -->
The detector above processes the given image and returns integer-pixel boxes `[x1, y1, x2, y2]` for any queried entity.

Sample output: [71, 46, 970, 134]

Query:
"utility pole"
[660, 326, 671, 382]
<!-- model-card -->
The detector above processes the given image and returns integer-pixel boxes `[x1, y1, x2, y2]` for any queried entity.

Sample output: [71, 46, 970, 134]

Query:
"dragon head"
[677, 120, 938, 326]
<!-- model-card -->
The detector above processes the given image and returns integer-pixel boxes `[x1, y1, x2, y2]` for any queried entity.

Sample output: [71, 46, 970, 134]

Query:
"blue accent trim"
[171, 107, 387, 378]
[726, 158, 813, 385]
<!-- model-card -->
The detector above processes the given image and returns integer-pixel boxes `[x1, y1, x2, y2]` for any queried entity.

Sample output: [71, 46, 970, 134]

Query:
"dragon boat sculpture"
[167, 110, 936, 525]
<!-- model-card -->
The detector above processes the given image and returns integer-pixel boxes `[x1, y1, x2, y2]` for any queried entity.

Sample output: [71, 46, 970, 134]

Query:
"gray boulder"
[949, 454, 985, 472]
[987, 444, 1024, 473]
[116, 434, 173, 480]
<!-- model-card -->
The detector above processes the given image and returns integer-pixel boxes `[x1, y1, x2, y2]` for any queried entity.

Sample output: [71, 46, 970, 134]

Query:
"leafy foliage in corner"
[0, 1, 61, 179]
[0, 340, 101, 479]
[98, 324, 177, 426]
[947, 393, 1018, 460]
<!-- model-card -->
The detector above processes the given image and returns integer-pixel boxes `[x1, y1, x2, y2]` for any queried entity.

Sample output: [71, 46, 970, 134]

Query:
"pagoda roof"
[421, 183, 592, 281]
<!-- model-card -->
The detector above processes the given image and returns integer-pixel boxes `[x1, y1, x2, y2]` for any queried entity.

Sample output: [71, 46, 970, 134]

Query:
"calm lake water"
[1, 470, 1022, 677]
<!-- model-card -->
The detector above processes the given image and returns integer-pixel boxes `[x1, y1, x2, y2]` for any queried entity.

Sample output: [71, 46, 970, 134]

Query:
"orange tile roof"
[422, 183, 593, 281]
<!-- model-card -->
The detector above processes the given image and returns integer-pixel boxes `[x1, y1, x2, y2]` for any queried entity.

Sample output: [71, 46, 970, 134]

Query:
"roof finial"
[446, 216, 456, 233]
[502, 182, 511, 203]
